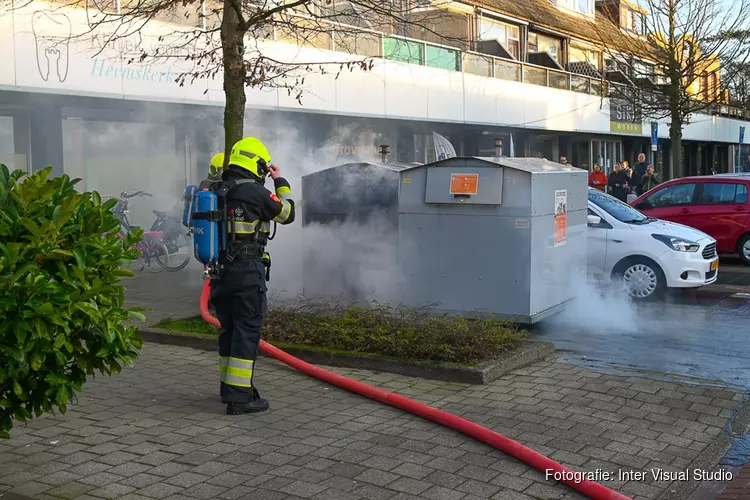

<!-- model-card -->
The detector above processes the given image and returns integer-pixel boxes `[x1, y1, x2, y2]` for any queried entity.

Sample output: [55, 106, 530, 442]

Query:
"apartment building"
[0, 0, 748, 227]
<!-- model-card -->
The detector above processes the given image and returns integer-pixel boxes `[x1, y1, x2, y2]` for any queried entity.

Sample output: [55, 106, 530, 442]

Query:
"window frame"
[631, 11, 647, 35]
[478, 17, 521, 60]
[641, 182, 698, 208]
[695, 182, 749, 205]
[529, 32, 562, 61]
[569, 44, 601, 68]
[621, 7, 632, 30]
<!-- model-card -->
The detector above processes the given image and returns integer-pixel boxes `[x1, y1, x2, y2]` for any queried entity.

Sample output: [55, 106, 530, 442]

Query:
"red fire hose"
[199, 281, 630, 500]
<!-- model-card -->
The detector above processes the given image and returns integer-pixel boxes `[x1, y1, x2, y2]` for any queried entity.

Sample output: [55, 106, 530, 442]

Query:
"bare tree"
[6, 0, 466, 159]
[595, 0, 750, 178]
[724, 61, 750, 109]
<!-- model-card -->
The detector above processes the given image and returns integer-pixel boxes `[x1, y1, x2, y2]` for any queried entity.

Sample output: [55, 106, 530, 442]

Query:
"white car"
[587, 188, 719, 299]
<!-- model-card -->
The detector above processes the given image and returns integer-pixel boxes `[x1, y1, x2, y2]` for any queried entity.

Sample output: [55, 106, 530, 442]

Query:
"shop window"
[0, 117, 13, 156]
[0, 115, 27, 172]
[62, 119, 186, 229]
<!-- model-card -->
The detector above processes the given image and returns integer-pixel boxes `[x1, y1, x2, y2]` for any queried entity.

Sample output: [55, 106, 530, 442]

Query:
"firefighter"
[199, 152, 225, 190]
[210, 137, 295, 415]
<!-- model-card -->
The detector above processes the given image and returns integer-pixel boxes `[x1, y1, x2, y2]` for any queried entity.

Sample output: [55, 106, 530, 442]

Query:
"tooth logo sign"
[32, 11, 72, 83]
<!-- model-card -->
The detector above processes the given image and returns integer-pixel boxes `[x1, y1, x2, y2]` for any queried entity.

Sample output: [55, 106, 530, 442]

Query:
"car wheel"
[613, 257, 666, 300]
[738, 234, 750, 266]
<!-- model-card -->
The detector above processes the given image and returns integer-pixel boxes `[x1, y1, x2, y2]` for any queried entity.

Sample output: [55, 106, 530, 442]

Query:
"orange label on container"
[450, 173, 479, 195]
[554, 214, 567, 246]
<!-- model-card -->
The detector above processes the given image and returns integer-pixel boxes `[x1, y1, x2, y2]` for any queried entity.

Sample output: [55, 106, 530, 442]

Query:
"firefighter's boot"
[226, 388, 269, 415]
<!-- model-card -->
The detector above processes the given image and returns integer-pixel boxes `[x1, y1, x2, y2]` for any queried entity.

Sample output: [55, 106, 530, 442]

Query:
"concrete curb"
[138, 328, 555, 384]
[658, 392, 750, 500]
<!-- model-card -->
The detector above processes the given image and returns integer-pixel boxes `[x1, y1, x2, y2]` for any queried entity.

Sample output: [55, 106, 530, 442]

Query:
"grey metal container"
[300, 157, 588, 323]
[300, 162, 411, 301]
[301, 162, 412, 227]
[397, 157, 588, 323]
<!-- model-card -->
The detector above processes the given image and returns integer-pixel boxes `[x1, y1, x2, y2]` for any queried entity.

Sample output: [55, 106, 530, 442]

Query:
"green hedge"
[0, 165, 145, 438]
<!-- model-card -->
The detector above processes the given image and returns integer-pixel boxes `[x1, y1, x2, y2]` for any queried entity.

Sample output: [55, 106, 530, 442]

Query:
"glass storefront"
[527, 134, 558, 160]
[62, 118, 187, 229]
[591, 139, 623, 174]
[736, 144, 750, 173]
[0, 114, 29, 172]
[570, 138, 591, 171]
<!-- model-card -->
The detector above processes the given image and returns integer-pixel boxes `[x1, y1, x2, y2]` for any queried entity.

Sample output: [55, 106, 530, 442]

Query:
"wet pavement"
[534, 278, 750, 390]
[716, 261, 750, 287]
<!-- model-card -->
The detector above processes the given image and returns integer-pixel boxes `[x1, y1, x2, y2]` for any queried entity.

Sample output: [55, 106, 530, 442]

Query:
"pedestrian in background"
[632, 153, 648, 196]
[608, 163, 630, 202]
[640, 164, 661, 193]
[589, 163, 607, 191]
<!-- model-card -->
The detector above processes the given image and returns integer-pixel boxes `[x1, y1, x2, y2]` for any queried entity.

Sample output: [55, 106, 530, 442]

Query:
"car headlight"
[652, 234, 700, 252]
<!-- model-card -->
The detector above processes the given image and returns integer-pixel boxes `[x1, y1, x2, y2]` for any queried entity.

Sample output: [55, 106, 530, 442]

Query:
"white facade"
[1, 0, 748, 144]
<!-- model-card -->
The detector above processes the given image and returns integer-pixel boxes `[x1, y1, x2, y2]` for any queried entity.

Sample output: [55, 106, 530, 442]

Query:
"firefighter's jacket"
[220, 168, 295, 249]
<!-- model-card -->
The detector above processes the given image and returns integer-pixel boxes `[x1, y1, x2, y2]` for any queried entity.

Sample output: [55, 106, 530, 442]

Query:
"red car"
[630, 174, 750, 265]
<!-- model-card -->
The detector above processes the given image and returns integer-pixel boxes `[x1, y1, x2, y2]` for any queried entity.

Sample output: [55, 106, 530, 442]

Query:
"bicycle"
[108, 190, 170, 273]
[150, 206, 192, 272]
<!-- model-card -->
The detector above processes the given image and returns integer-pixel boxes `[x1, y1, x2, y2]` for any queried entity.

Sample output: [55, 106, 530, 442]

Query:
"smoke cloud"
[542, 273, 640, 334]
[59, 101, 409, 303]
[244, 114, 404, 304]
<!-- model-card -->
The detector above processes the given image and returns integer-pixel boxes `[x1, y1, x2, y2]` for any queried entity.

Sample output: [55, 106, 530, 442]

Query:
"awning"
[529, 24, 570, 41]
[605, 69, 634, 86]
[527, 51, 564, 71]
[477, 39, 517, 60]
[567, 61, 602, 79]
[634, 75, 669, 90]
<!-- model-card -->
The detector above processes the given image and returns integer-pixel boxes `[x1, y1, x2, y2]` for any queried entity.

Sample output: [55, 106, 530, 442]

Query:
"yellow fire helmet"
[229, 137, 272, 177]
[208, 153, 224, 177]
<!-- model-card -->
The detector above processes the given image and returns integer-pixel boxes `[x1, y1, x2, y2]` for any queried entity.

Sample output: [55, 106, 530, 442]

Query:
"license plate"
[711, 260, 719, 271]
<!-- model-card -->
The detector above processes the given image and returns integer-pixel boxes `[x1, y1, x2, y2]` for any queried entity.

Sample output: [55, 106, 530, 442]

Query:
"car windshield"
[588, 189, 650, 224]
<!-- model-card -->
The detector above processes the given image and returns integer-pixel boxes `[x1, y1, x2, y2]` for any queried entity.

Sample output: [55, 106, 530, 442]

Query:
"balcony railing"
[274, 13, 749, 120]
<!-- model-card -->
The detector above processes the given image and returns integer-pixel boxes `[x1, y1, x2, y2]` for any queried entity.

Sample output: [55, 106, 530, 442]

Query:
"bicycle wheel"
[158, 232, 192, 272]
[125, 255, 145, 273]
[118, 232, 144, 272]
[143, 237, 168, 273]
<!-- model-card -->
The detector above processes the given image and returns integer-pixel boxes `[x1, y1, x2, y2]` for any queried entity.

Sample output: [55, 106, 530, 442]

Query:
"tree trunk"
[667, 73, 683, 180]
[220, 0, 247, 165]
[669, 121, 683, 180]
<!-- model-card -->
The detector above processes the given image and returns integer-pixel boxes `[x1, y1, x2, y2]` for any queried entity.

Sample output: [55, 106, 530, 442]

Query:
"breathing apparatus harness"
[185, 160, 277, 282]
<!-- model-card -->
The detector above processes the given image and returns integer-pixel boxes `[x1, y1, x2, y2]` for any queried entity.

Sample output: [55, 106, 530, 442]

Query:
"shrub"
[0, 165, 145, 438]
[156, 301, 527, 364]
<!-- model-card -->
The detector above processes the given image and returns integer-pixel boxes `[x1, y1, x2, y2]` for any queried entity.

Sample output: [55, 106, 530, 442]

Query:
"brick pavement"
[1, 341, 745, 500]
[122, 265, 205, 324]
[715, 462, 750, 500]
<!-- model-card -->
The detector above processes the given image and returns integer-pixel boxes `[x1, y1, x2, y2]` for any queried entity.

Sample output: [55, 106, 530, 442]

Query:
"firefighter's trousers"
[209, 258, 268, 404]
